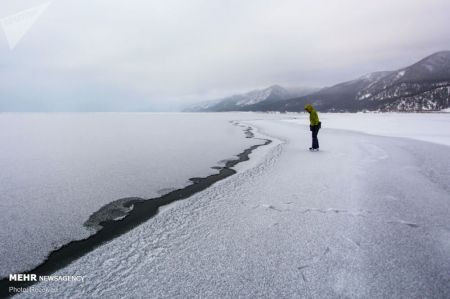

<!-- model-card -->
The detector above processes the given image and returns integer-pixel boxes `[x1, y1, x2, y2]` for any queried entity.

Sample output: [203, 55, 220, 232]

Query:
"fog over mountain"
[1, 0, 450, 111]
[265, 51, 450, 112]
[186, 85, 318, 112]
[188, 52, 450, 112]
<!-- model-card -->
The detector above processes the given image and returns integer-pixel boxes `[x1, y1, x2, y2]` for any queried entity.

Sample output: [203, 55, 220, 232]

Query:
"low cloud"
[1, 0, 450, 111]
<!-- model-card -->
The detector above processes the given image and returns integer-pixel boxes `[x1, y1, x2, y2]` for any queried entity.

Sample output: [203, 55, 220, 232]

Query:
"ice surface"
[20, 116, 450, 298]
[285, 112, 450, 146]
[0, 112, 273, 278]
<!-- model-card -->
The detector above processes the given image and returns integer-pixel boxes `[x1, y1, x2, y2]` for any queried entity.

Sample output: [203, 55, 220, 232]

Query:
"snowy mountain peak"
[407, 51, 450, 78]
[235, 85, 290, 106]
[187, 51, 450, 113]
[260, 51, 450, 112]
[417, 51, 450, 67]
[359, 71, 393, 81]
[187, 85, 317, 112]
[349, 51, 450, 108]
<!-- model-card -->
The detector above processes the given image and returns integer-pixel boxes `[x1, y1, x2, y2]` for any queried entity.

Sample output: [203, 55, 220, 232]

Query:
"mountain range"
[185, 85, 318, 112]
[187, 51, 450, 112]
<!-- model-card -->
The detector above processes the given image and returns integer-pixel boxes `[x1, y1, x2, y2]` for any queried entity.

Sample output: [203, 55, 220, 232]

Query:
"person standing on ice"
[304, 104, 321, 151]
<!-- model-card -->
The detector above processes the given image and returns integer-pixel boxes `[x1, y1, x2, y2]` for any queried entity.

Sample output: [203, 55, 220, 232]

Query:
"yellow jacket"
[304, 104, 320, 126]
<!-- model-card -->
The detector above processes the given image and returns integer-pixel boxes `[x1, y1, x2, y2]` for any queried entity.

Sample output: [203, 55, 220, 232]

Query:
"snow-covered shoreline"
[284, 112, 450, 147]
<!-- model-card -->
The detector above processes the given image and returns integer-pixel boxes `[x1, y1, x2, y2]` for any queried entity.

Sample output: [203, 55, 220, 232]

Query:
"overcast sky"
[1, 0, 450, 111]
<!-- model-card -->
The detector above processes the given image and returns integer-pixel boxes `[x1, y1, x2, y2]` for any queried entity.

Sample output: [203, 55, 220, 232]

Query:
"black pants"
[311, 125, 320, 149]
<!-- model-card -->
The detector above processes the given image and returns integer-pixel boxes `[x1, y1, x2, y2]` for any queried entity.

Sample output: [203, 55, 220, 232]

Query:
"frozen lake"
[1, 111, 449, 288]
[0, 112, 270, 278]
[15, 113, 450, 298]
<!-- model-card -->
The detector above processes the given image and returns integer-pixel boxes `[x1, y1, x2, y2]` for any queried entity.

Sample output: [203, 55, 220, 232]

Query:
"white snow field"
[286, 112, 450, 146]
[19, 114, 450, 298]
[0, 113, 269, 278]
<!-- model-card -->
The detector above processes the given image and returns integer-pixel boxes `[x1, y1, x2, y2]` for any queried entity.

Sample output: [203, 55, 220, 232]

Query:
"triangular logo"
[1, 2, 51, 50]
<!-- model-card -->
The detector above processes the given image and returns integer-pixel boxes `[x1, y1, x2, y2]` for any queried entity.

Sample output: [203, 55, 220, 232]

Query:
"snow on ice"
[0, 112, 268, 278]
[286, 112, 450, 146]
[16, 113, 450, 298]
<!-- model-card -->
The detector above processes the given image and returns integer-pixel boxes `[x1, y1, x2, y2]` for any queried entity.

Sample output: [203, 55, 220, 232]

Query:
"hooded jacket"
[305, 104, 320, 126]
